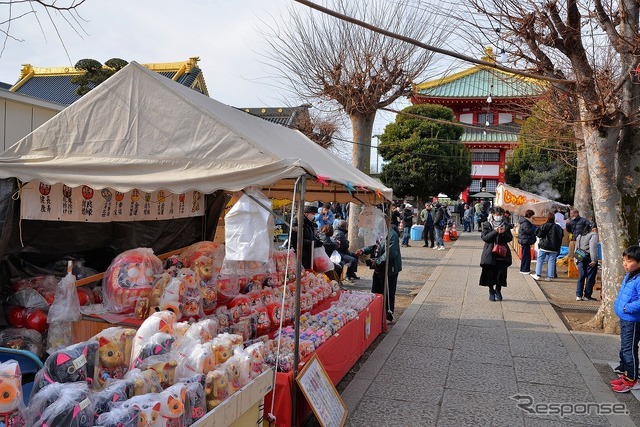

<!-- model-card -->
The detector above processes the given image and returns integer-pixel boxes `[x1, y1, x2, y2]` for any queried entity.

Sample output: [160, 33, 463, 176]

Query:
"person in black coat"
[517, 209, 537, 274]
[531, 212, 564, 281]
[290, 204, 323, 269]
[479, 206, 513, 301]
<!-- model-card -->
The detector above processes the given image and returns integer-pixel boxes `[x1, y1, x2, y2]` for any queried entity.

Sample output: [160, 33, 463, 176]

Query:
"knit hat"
[304, 203, 318, 214]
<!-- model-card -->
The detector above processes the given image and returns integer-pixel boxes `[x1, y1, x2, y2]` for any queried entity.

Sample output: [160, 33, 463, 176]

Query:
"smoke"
[536, 182, 560, 200]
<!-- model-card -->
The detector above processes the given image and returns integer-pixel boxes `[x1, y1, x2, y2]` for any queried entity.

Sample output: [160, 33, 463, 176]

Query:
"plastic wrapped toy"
[185, 318, 218, 343]
[93, 327, 136, 387]
[180, 241, 224, 270]
[178, 268, 202, 319]
[184, 381, 206, 425]
[123, 368, 163, 396]
[130, 311, 176, 370]
[245, 342, 266, 380]
[159, 384, 186, 427]
[116, 394, 161, 427]
[91, 378, 135, 421]
[31, 340, 99, 398]
[223, 352, 249, 395]
[28, 382, 93, 427]
[132, 332, 175, 369]
[95, 405, 140, 427]
[210, 337, 233, 365]
[0, 328, 43, 357]
[103, 248, 163, 314]
[138, 357, 178, 389]
[0, 360, 25, 427]
[213, 271, 239, 306]
[204, 368, 229, 411]
[175, 342, 216, 380]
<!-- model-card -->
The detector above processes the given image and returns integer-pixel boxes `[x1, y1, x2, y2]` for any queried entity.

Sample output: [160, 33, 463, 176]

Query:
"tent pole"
[383, 202, 391, 327]
[291, 175, 306, 427]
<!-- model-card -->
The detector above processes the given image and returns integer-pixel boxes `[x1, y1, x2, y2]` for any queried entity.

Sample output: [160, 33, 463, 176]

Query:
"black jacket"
[480, 220, 513, 267]
[536, 222, 563, 252]
[517, 218, 537, 245]
[333, 228, 351, 254]
[566, 215, 591, 241]
[434, 207, 447, 229]
[290, 216, 322, 269]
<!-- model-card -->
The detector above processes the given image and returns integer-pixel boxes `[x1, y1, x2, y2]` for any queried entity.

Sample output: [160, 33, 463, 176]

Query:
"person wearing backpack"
[575, 224, 599, 301]
[434, 203, 447, 250]
[531, 212, 564, 281]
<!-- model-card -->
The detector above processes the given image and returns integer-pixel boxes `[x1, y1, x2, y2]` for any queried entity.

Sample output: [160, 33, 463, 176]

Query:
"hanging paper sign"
[20, 181, 205, 222]
[494, 183, 568, 216]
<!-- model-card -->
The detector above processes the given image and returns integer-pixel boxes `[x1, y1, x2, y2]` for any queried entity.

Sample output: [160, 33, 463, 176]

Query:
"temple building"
[7, 57, 209, 106]
[411, 47, 545, 202]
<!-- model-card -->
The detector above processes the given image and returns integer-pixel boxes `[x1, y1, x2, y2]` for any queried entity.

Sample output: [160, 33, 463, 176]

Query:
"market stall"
[0, 62, 393, 426]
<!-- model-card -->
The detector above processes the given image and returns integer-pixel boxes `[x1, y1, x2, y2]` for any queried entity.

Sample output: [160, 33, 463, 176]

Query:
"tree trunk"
[347, 203, 364, 253]
[582, 123, 626, 333]
[572, 128, 593, 219]
[350, 113, 375, 174]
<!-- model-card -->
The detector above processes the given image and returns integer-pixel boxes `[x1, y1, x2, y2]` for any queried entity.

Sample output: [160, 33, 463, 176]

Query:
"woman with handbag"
[480, 206, 513, 301]
[575, 224, 599, 301]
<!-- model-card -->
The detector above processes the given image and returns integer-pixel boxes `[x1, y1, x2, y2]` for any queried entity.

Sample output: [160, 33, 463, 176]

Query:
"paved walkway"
[342, 233, 636, 426]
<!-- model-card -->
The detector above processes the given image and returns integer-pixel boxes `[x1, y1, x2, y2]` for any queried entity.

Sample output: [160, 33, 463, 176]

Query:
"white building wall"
[0, 93, 63, 151]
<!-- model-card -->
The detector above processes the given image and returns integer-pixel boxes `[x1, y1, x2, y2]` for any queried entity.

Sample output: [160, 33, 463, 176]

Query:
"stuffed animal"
[130, 311, 176, 371]
[147, 273, 172, 315]
[103, 248, 163, 314]
[176, 342, 216, 379]
[204, 369, 229, 411]
[0, 361, 25, 427]
[93, 327, 136, 387]
[31, 340, 99, 398]
[158, 384, 186, 427]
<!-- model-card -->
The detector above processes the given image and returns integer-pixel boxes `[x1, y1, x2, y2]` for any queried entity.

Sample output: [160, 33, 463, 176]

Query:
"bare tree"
[455, 0, 640, 332]
[264, 0, 452, 174]
[0, 0, 88, 60]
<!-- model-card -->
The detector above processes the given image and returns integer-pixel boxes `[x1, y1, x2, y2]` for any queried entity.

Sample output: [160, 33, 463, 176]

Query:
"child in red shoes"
[611, 246, 640, 393]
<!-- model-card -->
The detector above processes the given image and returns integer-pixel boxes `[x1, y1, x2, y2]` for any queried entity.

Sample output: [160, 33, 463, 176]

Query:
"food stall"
[0, 62, 393, 426]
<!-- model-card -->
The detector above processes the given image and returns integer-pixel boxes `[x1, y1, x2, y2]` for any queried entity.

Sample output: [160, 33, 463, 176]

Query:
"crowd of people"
[290, 201, 401, 322]
[290, 198, 640, 394]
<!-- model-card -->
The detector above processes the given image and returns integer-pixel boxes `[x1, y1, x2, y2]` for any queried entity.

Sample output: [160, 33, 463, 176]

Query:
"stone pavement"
[341, 232, 637, 427]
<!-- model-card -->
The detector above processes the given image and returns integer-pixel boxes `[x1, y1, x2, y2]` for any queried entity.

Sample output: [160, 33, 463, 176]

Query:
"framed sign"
[296, 354, 348, 427]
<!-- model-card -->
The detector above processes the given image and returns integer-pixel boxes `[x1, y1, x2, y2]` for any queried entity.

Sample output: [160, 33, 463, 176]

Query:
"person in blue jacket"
[611, 245, 640, 393]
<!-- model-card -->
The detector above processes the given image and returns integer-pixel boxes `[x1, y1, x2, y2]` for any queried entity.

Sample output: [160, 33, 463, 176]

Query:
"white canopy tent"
[0, 61, 392, 204]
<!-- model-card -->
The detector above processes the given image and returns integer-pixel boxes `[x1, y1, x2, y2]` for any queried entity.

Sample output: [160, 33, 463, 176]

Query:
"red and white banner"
[21, 181, 205, 222]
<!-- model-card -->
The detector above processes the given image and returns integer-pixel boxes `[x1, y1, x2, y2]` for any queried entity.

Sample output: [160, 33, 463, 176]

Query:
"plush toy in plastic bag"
[122, 368, 163, 396]
[31, 340, 99, 399]
[175, 341, 216, 380]
[103, 248, 163, 314]
[180, 241, 224, 270]
[0, 360, 26, 427]
[204, 368, 229, 411]
[312, 247, 333, 273]
[224, 189, 274, 263]
[132, 332, 175, 369]
[92, 327, 136, 387]
[0, 328, 44, 357]
[137, 356, 178, 390]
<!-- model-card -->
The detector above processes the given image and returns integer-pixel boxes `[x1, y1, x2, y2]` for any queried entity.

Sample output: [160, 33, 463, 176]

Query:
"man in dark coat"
[290, 204, 323, 269]
[566, 208, 591, 241]
[420, 202, 435, 248]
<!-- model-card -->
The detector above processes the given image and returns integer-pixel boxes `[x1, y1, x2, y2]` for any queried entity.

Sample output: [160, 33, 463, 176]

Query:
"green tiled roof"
[417, 67, 544, 99]
[461, 123, 520, 143]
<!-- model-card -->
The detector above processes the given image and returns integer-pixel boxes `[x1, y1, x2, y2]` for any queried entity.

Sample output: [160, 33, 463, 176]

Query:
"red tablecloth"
[264, 294, 385, 427]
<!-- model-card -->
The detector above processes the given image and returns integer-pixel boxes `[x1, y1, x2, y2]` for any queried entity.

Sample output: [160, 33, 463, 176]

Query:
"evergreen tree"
[378, 104, 471, 200]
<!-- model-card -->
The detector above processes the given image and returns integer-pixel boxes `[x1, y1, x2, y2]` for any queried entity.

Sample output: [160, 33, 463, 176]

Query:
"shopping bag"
[492, 243, 508, 258]
[313, 247, 333, 273]
[330, 250, 342, 264]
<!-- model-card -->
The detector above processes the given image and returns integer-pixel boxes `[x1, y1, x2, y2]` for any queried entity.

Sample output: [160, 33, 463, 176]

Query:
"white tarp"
[0, 62, 392, 201]
[495, 183, 567, 216]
